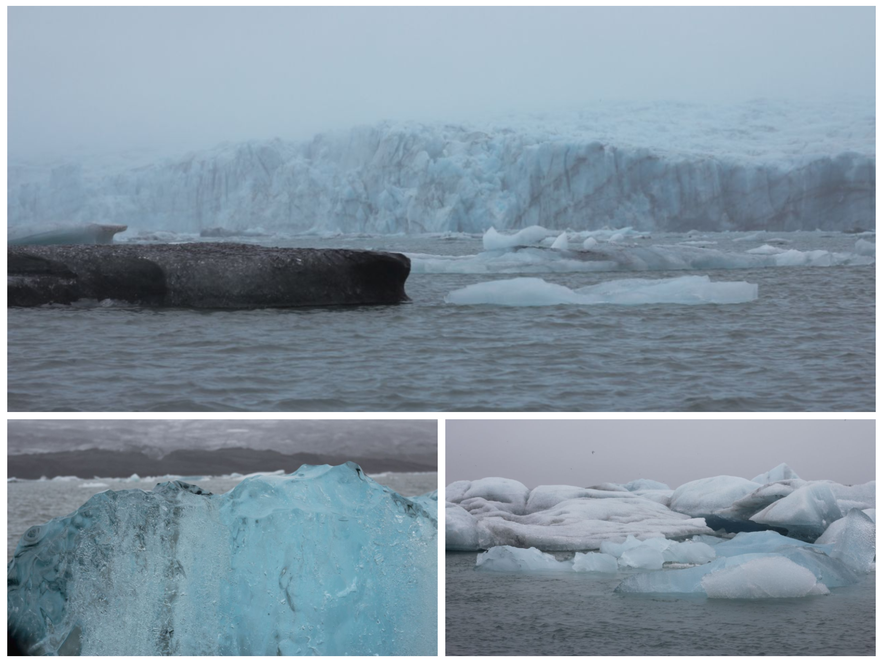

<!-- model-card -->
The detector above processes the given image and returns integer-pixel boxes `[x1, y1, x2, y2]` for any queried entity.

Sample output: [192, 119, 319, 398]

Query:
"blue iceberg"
[7, 463, 438, 655]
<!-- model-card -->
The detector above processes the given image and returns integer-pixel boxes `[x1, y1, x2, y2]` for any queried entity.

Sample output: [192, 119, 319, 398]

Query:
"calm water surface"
[446, 552, 876, 656]
[7, 233, 874, 411]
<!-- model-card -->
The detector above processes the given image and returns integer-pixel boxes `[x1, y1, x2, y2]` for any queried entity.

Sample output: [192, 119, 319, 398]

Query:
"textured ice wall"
[8, 100, 875, 234]
[7, 464, 438, 656]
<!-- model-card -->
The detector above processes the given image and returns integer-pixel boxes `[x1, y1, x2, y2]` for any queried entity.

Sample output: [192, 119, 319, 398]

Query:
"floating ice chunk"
[572, 552, 619, 573]
[444, 275, 758, 307]
[600, 535, 644, 558]
[582, 237, 598, 249]
[483, 226, 550, 251]
[750, 483, 842, 540]
[525, 485, 637, 514]
[746, 244, 785, 255]
[475, 546, 570, 572]
[446, 502, 482, 551]
[7, 464, 437, 656]
[454, 477, 530, 516]
[720, 479, 806, 521]
[670, 476, 763, 516]
[815, 509, 876, 574]
[752, 463, 801, 484]
[712, 531, 818, 557]
[624, 479, 670, 491]
[125, 473, 140, 482]
[619, 545, 665, 570]
[663, 541, 717, 565]
[550, 232, 569, 250]
[445, 480, 472, 503]
[827, 480, 875, 512]
[455, 496, 711, 552]
[855, 238, 876, 256]
[701, 557, 829, 599]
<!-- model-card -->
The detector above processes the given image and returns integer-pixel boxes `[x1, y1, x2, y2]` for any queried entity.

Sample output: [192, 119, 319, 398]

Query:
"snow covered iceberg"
[446, 478, 711, 551]
[7, 464, 438, 656]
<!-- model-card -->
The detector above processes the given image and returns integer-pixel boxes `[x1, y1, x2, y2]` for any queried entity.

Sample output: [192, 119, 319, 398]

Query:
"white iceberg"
[444, 275, 758, 307]
[669, 476, 763, 517]
[572, 552, 619, 573]
[701, 556, 829, 599]
[475, 546, 571, 573]
[750, 483, 843, 540]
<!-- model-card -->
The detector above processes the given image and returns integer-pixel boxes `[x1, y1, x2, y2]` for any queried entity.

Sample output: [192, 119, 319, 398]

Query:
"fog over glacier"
[8, 7, 875, 235]
[446, 420, 875, 488]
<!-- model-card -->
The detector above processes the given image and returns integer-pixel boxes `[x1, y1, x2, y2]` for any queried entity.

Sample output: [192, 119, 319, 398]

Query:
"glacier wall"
[8, 100, 875, 234]
[7, 464, 438, 656]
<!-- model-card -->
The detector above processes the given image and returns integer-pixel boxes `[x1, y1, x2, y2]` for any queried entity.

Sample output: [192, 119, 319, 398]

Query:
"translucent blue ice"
[7, 464, 438, 656]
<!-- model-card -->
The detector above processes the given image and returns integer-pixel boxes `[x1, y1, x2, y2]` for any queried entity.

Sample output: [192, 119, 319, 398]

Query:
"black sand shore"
[8, 447, 436, 479]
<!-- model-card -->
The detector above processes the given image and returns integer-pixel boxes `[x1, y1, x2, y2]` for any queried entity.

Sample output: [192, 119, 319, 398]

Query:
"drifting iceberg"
[752, 463, 800, 484]
[572, 552, 619, 574]
[444, 275, 758, 307]
[7, 464, 438, 656]
[448, 480, 711, 552]
[411, 231, 875, 276]
[700, 557, 829, 599]
[446, 502, 484, 552]
[669, 476, 763, 517]
[750, 482, 842, 540]
[475, 546, 571, 573]
[816, 509, 876, 574]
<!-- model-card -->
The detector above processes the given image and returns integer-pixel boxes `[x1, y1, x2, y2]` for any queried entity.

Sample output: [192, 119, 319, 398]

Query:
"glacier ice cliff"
[8, 99, 875, 236]
[7, 464, 438, 655]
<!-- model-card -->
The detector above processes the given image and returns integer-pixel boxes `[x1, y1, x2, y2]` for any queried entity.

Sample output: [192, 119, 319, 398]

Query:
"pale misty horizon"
[8, 6, 874, 159]
[447, 420, 875, 488]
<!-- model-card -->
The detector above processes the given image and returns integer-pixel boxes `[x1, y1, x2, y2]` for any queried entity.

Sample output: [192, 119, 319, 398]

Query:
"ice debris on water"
[8, 463, 438, 655]
[444, 275, 758, 307]
[448, 466, 875, 600]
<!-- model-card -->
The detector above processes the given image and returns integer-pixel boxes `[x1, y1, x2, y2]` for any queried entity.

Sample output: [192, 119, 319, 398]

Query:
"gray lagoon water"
[445, 551, 876, 656]
[7, 231, 874, 411]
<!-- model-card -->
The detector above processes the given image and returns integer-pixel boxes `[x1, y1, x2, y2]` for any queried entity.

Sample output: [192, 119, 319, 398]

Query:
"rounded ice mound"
[446, 502, 482, 551]
[670, 476, 762, 516]
[454, 477, 530, 516]
[701, 557, 829, 599]
[475, 546, 570, 572]
[572, 552, 619, 573]
[663, 541, 717, 565]
[483, 226, 549, 251]
[750, 482, 842, 540]
[752, 463, 800, 484]
[815, 508, 876, 574]
[624, 479, 670, 491]
[619, 545, 665, 570]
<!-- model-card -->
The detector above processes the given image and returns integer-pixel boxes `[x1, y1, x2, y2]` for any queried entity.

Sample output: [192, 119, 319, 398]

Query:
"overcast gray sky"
[9, 6, 874, 159]
[447, 420, 875, 488]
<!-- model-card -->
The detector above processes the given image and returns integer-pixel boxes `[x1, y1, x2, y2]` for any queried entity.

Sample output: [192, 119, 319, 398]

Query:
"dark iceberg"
[7, 243, 411, 308]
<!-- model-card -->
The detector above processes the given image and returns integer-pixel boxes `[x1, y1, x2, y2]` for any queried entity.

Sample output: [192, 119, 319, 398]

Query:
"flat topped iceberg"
[444, 275, 758, 307]
[8, 464, 438, 656]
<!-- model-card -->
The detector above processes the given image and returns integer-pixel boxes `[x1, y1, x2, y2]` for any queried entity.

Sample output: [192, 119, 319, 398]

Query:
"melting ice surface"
[7, 463, 438, 655]
[448, 464, 875, 600]
[444, 275, 758, 306]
